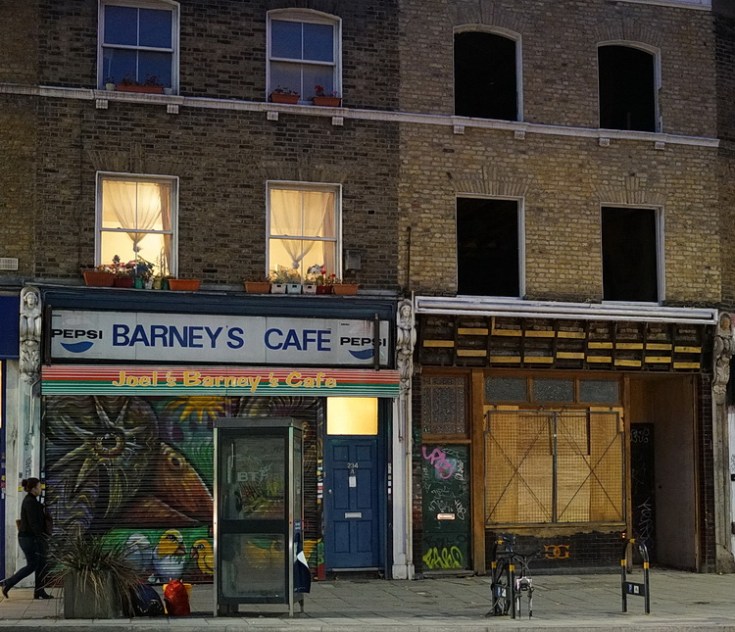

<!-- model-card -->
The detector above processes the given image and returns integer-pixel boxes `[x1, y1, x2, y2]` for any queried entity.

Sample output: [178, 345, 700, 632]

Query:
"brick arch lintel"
[592, 13, 666, 50]
[449, 165, 534, 198]
[450, 0, 528, 34]
[259, 157, 353, 184]
[595, 174, 666, 207]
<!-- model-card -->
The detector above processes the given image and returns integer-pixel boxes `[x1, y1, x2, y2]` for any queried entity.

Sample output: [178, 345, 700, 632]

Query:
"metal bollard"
[621, 536, 650, 614]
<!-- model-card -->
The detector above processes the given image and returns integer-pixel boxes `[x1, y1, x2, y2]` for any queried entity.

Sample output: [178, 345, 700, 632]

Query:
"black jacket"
[18, 493, 45, 537]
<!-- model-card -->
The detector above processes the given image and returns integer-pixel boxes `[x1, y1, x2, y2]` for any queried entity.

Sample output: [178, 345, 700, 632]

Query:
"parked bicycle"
[487, 533, 537, 619]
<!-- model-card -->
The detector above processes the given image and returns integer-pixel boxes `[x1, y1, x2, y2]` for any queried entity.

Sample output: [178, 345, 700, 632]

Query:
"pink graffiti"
[422, 446, 456, 479]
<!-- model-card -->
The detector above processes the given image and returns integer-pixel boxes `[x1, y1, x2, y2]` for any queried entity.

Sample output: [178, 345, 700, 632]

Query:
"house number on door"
[348, 462, 358, 488]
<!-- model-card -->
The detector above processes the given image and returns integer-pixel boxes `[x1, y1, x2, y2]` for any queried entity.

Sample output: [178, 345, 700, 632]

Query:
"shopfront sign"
[50, 310, 390, 366]
[41, 365, 400, 397]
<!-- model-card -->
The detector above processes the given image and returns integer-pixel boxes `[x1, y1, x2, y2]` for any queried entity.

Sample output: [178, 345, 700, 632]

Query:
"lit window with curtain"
[267, 183, 339, 280]
[267, 10, 340, 101]
[97, 174, 177, 276]
[99, 0, 178, 90]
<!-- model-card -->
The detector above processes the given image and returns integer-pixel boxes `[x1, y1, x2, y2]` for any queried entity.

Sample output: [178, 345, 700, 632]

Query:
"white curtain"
[270, 188, 335, 275]
[104, 180, 164, 256]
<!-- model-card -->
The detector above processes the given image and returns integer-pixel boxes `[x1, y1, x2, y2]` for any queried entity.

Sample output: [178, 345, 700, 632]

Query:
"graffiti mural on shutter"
[43, 395, 320, 584]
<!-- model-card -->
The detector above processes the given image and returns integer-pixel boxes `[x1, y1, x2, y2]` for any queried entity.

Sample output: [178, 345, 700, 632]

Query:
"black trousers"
[4, 535, 49, 594]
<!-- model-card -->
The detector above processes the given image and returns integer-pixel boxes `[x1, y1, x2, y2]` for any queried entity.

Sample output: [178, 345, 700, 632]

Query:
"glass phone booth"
[214, 418, 305, 616]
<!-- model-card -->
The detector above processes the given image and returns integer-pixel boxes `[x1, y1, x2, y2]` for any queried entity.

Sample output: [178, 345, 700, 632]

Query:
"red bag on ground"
[163, 579, 190, 616]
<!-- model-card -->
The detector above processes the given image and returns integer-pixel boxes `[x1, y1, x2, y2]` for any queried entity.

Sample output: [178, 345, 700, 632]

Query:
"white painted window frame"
[266, 9, 342, 102]
[597, 41, 663, 133]
[95, 171, 179, 274]
[453, 25, 524, 123]
[97, 0, 180, 91]
[455, 194, 526, 299]
[599, 204, 665, 305]
[265, 180, 343, 280]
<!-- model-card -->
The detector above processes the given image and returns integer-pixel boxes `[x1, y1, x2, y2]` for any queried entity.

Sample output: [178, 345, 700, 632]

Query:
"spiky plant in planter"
[49, 528, 142, 619]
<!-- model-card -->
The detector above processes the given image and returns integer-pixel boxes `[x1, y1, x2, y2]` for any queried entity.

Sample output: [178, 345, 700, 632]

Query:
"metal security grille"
[484, 409, 624, 525]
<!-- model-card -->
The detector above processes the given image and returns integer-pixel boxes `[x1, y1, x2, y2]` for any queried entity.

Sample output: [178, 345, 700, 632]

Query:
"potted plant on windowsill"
[270, 266, 301, 293]
[130, 258, 155, 288]
[312, 84, 341, 107]
[244, 276, 272, 294]
[269, 86, 300, 104]
[168, 277, 201, 291]
[331, 277, 360, 295]
[116, 74, 165, 94]
[307, 264, 332, 294]
[82, 261, 117, 287]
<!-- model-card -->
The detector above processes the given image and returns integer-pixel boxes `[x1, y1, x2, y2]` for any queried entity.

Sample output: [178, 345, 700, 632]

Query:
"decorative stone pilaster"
[396, 299, 416, 399]
[712, 312, 735, 572]
[713, 313, 734, 405]
[19, 285, 42, 382]
[393, 298, 416, 579]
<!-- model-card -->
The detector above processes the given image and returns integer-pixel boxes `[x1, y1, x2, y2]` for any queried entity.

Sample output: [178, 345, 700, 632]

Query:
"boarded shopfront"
[413, 299, 717, 574]
[38, 288, 399, 584]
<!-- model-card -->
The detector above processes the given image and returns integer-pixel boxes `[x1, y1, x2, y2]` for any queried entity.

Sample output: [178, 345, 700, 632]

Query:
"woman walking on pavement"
[1, 477, 54, 599]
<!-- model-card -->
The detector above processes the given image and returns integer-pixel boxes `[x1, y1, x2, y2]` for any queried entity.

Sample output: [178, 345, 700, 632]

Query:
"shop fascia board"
[413, 295, 718, 325]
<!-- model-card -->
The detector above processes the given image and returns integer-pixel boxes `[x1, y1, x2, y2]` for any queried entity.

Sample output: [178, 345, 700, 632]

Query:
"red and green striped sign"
[42, 365, 400, 397]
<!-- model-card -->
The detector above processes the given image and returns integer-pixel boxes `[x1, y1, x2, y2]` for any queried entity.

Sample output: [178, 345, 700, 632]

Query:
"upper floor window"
[455, 31, 520, 121]
[267, 183, 340, 281]
[267, 10, 341, 102]
[99, 0, 178, 91]
[97, 173, 177, 276]
[601, 206, 660, 302]
[456, 197, 522, 297]
[598, 44, 658, 132]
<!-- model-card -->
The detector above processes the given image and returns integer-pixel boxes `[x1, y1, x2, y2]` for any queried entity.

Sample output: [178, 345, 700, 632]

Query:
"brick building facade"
[0, 0, 734, 593]
[400, 0, 729, 576]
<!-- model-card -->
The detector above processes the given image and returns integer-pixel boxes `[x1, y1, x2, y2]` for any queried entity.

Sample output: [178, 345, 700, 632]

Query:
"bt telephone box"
[214, 418, 306, 616]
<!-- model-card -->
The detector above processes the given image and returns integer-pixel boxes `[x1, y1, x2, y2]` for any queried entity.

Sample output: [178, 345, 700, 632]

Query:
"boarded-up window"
[485, 409, 623, 525]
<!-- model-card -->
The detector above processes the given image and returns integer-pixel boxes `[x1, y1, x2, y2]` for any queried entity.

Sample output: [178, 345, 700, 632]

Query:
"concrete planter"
[64, 571, 122, 619]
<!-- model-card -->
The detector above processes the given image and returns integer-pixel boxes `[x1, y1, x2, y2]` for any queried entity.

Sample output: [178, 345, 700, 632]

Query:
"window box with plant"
[115, 74, 165, 94]
[82, 266, 116, 287]
[270, 266, 302, 294]
[168, 278, 201, 291]
[269, 86, 300, 104]
[244, 277, 272, 294]
[331, 277, 359, 295]
[307, 264, 334, 294]
[312, 85, 341, 107]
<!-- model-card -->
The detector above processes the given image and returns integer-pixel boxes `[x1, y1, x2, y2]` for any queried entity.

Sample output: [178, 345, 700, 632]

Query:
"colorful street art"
[43, 395, 322, 583]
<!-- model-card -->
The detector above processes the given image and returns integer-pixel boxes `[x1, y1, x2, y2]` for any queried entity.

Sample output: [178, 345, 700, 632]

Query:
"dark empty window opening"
[602, 207, 658, 302]
[598, 45, 656, 132]
[455, 32, 517, 120]
[457, 198, 519, 297]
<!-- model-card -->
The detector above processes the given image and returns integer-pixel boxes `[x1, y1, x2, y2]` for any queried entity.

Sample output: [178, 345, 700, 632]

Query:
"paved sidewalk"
[1, 569, 735, 631]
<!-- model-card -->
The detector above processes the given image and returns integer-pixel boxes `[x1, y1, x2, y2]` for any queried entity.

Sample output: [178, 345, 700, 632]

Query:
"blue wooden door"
[324, 437, 380, 570]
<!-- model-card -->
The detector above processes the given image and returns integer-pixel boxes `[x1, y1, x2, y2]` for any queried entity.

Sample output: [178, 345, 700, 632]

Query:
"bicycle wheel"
[488, 558, 511, 616]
